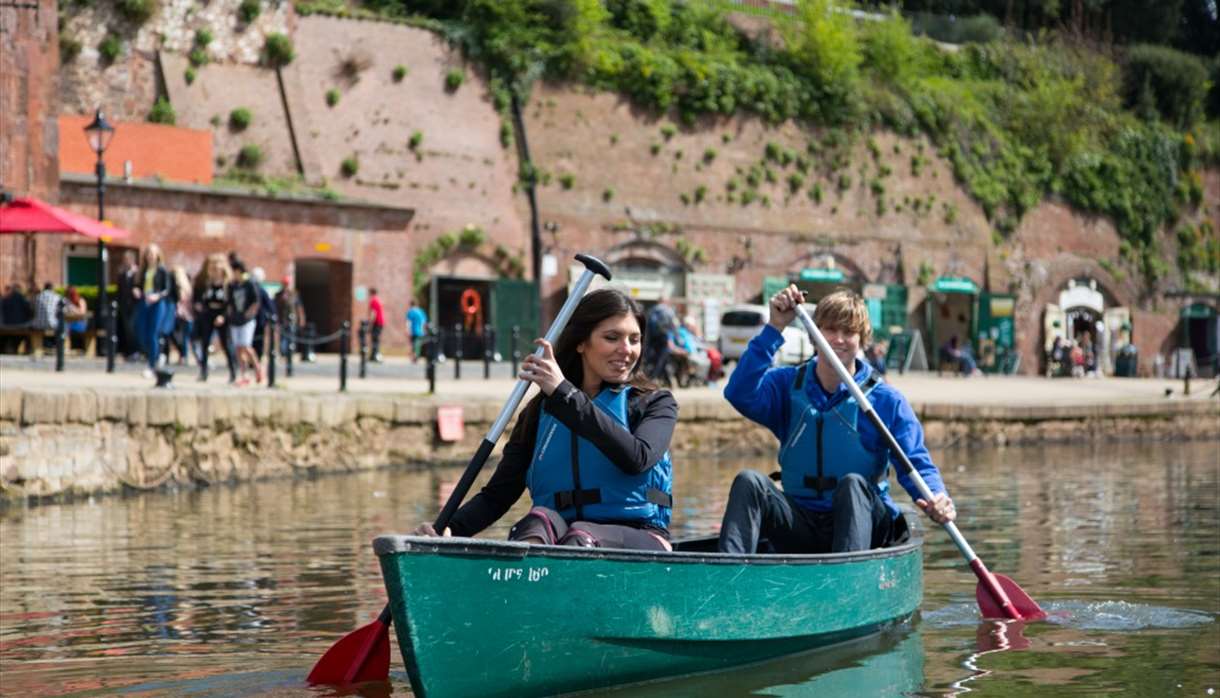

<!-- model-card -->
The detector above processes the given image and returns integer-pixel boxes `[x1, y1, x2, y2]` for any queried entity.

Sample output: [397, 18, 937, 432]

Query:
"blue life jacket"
[779, 361, 888, 511]
[527, 386, 673, 529]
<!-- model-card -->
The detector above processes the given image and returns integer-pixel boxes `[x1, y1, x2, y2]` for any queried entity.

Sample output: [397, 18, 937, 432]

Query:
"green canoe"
[374, 532, 923, 698]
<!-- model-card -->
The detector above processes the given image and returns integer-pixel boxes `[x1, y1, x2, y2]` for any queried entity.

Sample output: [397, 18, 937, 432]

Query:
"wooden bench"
[0, 324, 101, 357]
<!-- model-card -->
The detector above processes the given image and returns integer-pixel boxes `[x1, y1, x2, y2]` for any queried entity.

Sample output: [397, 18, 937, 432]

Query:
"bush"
[188, 47, 208, 67]
[325, 89, 340, 107]
[559, 173, 575, 189]
[1123, 44, 1209, 128]
[340, 156, 359, 177]
[408, 131, 423, 149]
[264, 33, 295, 67]
[147, 97, 176, 125]
[117, 0, 153, 24]
[98, 35, 121, 64]
[908, 12, 1002, 45]
[238, 0, 261, 23]
[445, 68, 465, 92]
[229, 107, 252, 131]
[392, 64, 408, 82]
[60, 33, 81, 62]
[237, 144, 263, 169]
[195, 28, 213, 46]
[184, 67, 197, 85]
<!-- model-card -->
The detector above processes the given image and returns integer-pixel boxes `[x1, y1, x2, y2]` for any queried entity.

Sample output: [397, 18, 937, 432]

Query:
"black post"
[358, 320, 368, 379]
[511, 325, 520, 377]
[483, 323, 493, 379]
[426, 323, 437, 395]
[339, 321, 350, 392]
[454, 323, 463, 380]
[95, 156, 108, 362]
[267, 321, 277, 388]
[285, 311, 295, 377]
[55, 299, 66, 372]
[106, 299, 117, 373]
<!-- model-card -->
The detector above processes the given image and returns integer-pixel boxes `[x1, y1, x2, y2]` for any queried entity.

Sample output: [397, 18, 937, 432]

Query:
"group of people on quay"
[415, 285, 955, 555]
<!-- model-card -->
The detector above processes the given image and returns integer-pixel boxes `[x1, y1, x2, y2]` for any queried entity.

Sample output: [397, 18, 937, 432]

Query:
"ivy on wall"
[411, 225, 526, 302]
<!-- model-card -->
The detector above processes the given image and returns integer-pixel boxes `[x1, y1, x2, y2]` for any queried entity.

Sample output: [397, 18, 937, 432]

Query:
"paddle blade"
[977, 573, 1046, 621]
[307, 616, 391, 685]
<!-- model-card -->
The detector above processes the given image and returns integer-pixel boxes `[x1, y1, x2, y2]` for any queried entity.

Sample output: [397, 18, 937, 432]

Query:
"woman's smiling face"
[578, 313, 642, 386]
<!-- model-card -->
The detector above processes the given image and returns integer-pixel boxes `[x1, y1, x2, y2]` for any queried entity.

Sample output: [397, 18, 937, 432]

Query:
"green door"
[977, 293, 1016, 373]
[492, 279, 539, 358]
[67, 256, 99, 286]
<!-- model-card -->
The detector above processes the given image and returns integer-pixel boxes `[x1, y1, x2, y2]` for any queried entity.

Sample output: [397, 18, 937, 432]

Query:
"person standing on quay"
[193, 254, 236, 383]
[134, 243, 176, 377]
[406, 299, 427, 362]
[116, 250, 140, 360]
[226, 259, 262, 386]
[367, 287, 385, 362]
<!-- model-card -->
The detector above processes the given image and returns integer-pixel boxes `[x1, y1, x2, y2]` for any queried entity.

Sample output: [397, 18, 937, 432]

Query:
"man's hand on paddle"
[768, 284, 804, 332]
[519, 339, 564, 395]
[917, 492, 956, 524]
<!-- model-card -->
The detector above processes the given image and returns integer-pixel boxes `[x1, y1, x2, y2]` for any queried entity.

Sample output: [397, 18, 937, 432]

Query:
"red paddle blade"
[976, 572, 1046, 621]
[307, 616, 391, 685]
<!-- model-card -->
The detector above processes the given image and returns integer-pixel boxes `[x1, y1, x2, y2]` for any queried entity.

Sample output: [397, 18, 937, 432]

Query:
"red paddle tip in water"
[975, 568, 1047, 622]
[307, 613, 391, 685]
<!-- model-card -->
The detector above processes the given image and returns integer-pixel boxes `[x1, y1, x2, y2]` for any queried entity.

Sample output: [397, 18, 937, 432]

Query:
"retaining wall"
[1, 387, 1215, 501]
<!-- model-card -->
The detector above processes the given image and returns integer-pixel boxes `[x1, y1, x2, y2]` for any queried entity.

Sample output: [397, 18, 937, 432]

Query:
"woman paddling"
[414, 288, 678, 551]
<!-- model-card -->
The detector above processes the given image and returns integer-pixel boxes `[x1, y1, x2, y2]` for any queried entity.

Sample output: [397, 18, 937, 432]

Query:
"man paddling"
[718, 286, 956, 554]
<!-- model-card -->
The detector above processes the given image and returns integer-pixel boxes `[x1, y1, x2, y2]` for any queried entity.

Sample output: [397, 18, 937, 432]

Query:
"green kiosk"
[925, 276, 1017, 374]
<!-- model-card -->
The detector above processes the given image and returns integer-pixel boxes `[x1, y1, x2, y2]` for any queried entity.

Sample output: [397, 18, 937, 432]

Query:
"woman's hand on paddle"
[768, 284, 804, 332]
[917, 492, 957, 524]
[520, 339, 564, 395]
[412, 523, 452, 537]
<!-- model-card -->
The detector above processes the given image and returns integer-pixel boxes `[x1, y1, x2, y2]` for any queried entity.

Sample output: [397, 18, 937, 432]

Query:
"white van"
[718, 304, 814, 365]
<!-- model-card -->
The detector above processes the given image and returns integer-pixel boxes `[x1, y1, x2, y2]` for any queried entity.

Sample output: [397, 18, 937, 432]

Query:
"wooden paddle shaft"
[433, 254, 611, 533]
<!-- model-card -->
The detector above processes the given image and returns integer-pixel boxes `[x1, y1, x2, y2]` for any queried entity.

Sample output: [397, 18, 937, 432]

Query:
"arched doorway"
[1043, 277, 1127, 375]
[1180, 302, 1218, 377]
[295, 258, 352, 353]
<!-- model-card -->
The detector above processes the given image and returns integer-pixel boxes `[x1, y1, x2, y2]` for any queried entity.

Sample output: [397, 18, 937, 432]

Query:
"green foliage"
[559, 173, 575, 189]
[238, 0, 261, 23]
[1122, 45, 1210, 129]
[660, 124, 676, 141]
[458, 224, 486, 248]
[694, 184, 707, 203]
[195, 28, 213, 47]
[445, 68, 465, 92]
[916, 260, 934, 286]
[264, 33, 295, 67]
[147, 96, 176, 125]
[781, 0, 862, 122]
[393, 64, 408, 82]
[188, 47, 209, 67]
[787, 172, 805, 193]
[499, 121, 513, 148]
[98, 35, 121, 64]
[184, 67, 196, 85]
[325, 88, 340, 107]
[861, 11, 926, 86]
[702, 148, 717, 163]
[59, 33, 81, 62]
[602, 188, 615, 202]
[340, 155, 359, 177]
[649, 142, 661, 156]
[409, 130, 423, 150]
[117, 0, 153, 25]
[237, 144, 263, 169]
[907, 12, 1002, 45]
[229, 107, 252, 131]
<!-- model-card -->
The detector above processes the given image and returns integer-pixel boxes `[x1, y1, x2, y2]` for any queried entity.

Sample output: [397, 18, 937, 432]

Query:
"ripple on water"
[923, 600, 1215, 631]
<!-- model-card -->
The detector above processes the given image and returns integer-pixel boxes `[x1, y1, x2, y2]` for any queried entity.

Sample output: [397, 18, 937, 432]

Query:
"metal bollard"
[55, 299, 66, 372]
[106, 299, 117, 373]
[483, 323, 493, 379]
[358, 320, 369, 379]
[426, 323, 437, 395]
[339, 321, 350, 392]
[511, 325, 520, 377]
[454, 323, 463, 380]
[267, 321, 277, 388]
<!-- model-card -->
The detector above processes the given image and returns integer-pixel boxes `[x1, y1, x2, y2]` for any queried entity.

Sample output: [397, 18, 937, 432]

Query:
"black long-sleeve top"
[446, 381, 679, 538]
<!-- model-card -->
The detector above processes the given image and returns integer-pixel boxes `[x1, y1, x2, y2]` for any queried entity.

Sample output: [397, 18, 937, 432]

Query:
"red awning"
[0, 196, 132, 240]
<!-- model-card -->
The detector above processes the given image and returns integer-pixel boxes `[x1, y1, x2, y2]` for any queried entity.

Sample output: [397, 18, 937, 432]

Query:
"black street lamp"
[83, 108, 115, 363]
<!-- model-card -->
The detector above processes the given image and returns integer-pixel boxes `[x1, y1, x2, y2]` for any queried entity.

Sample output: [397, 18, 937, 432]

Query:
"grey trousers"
[717, 470, 905, 554]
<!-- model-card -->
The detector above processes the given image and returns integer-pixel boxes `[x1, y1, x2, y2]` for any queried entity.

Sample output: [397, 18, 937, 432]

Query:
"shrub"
[781, 0, 861, 121]
[602, 188, 614, 202]
[237, 144, 263, 169]
[787, 173, 805, 193]
[444, 68, 464, 92]
[229, 107, 252, 131]
[184, 67, 196, 85]
[694, 184, 707, 203]
[340, 156, 359, 177]
[408, 131, 423, 149]
[60, 33, 81, 62]
[650, 142, 661, 156]
[458, 225, 486, 247]
[238, 0, 261, 23]
[392, 64, 408, 82]
[660, 124, 676, 141]
[264, 33, 295, 67]
[499, 121, 512, 148]
[195, 28, 213, 47]
[117, 0, 153, 24]
[147, 97, 176, 124]
[1123, 45, 1209, 128]
[98, 35, 121, 64]
[325, 89, 340, 107]
[188, 47, 209, 67]
[559, 173, 575, 190]
[702, 148, 717, 163]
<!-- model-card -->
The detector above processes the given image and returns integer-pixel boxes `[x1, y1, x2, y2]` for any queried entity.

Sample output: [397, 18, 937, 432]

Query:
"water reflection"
[0, 440, 1216, 696]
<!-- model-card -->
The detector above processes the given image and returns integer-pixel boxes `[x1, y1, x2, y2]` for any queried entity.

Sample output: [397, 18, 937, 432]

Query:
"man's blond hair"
[813, 289, 872, 344]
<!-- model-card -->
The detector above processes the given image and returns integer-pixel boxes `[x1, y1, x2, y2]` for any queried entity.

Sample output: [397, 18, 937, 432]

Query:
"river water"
[1, 440, 1216, 696]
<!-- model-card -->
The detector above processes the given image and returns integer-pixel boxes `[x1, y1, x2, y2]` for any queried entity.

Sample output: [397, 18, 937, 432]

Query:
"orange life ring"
[460, 288, 481, 317]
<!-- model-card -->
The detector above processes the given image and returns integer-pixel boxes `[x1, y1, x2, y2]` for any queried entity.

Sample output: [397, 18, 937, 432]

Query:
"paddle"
[307, 253, 613, 686]
[792, 304, 1045, 622]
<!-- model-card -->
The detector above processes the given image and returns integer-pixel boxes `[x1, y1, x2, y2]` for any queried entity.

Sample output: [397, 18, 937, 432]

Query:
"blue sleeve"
[723, 324, 794, 442]
[869, 386, 947, 502]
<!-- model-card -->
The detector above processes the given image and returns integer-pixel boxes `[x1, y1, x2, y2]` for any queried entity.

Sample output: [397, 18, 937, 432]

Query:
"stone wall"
[2, 387, 1215, 502]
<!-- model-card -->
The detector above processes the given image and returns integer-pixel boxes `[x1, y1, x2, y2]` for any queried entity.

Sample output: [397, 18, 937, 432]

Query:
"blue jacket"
[724, 324, 947, 517]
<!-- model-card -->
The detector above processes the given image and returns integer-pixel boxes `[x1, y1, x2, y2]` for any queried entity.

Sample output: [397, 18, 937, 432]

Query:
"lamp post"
[83, 109, 115, 361]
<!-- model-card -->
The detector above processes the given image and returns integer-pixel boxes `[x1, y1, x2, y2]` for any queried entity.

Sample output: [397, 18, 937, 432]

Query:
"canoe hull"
[375, 535, 923, 698]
